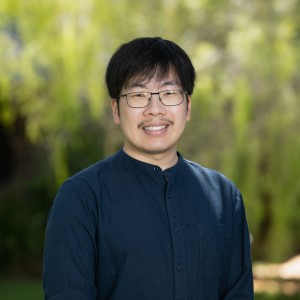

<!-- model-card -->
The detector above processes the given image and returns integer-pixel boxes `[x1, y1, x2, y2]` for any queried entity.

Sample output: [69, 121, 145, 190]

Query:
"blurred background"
[0, 0, 300, 299]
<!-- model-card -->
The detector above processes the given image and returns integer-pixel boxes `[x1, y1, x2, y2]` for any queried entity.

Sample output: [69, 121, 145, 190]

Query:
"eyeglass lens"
[126, 90, 185, 108]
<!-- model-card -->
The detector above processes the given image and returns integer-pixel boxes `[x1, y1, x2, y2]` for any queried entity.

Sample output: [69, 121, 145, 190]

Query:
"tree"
[0, 0, 300, 274]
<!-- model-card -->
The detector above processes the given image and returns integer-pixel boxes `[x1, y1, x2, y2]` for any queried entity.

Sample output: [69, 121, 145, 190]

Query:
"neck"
[123, 147, 178, 170]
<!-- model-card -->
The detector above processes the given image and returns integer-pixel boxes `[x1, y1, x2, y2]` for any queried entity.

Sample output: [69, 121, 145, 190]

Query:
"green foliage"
[0, 0, 300, 275]
[0, 280, 43, 300]
[0, 174, 54, 275]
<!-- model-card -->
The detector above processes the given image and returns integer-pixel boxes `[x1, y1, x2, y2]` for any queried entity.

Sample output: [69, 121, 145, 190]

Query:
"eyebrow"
[161, 80, 180, 87]
[126, 82, 147, 89]
[126, 80, 180, 90]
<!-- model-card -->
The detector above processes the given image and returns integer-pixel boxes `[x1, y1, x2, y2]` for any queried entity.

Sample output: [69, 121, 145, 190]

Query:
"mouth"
[139, 120, 172, 136]
[138, 118, 174, 129]
[143, 125, 168, 132]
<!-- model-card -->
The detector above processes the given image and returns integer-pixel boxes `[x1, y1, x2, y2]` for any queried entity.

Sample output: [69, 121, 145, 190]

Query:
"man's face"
[111, 70, 191, 164]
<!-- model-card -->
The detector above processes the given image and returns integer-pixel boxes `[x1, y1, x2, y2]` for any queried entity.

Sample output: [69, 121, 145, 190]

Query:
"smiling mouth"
[138, 118, 174, 131]
[143, 125, 168, 131]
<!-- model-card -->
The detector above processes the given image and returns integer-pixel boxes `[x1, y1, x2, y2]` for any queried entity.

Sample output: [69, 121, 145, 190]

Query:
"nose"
[143, 93, 167, 116]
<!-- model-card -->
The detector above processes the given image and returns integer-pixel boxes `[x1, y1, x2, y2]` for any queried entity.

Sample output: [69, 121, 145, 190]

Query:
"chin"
[143, 146, 173, 155]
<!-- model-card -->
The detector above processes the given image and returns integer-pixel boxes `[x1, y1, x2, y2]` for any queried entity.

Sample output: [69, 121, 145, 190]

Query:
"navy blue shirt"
[43, 150, 254, 299]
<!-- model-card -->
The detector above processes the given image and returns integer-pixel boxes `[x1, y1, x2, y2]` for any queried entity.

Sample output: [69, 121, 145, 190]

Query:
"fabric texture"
[43, 149, 254, 300]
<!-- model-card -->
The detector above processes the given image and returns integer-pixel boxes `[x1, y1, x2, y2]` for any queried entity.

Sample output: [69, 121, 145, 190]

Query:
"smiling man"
[111, 72, 190, 169]
[43, 37, 254, 300]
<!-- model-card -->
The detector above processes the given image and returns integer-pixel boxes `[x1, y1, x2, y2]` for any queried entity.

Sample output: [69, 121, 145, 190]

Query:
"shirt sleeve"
[222, 188, 254, 300]
[43, 179, 98, 300]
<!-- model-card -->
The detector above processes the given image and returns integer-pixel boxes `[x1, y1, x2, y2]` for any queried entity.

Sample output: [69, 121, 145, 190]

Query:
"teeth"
[144, 125, 167, 131]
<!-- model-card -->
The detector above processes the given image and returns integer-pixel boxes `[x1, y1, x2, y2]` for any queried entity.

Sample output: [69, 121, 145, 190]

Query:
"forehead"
[124, 69, 181, 90]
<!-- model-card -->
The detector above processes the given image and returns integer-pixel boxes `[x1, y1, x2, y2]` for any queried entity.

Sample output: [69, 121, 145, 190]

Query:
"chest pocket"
[197, 223, 225, 278]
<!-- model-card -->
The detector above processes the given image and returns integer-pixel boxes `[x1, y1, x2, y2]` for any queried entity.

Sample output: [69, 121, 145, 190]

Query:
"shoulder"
[181, 158, 246, 219]
[55, 151, 120, 201]
[51, 153, 120, 214]
[73, 152, 118, 178]
[183, 158, 235, 186]
[65, 151, 119, 186]
[181, 158, 241, 200]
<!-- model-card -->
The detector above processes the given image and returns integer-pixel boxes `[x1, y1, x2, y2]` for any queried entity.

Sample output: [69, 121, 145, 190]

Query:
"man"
[43, 37, 254, 299]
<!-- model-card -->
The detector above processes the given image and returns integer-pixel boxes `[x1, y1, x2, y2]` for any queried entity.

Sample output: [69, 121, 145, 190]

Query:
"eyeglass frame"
[117, 89, 188, 108]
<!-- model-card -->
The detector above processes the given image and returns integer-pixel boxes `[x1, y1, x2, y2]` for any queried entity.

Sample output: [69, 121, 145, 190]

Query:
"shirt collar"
[116, 149, 183, 176]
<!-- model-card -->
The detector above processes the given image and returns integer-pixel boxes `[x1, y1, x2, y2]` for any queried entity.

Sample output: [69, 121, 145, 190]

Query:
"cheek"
[119, 109, 139, 130]
[175, 107, 190, 122]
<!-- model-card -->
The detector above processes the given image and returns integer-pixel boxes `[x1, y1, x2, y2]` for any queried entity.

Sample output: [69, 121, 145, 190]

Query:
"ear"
[186, 95, 192, 121]
[111, 99, 120, 124]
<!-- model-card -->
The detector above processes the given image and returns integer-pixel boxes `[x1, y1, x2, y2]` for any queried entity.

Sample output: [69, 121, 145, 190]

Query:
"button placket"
[164, 177, 187, 300]
[153, 166, 160, 172]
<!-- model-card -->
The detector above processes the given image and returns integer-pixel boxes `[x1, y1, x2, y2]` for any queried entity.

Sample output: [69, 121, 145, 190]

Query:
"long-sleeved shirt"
[43, 149, 254, 299]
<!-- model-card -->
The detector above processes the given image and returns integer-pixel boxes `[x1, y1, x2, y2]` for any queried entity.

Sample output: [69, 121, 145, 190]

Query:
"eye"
[130, 92, 148, 98]
[163, 90, 178, 96]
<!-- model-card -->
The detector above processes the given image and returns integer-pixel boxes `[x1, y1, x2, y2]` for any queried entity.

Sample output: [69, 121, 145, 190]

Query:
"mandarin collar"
[116, 149, 183, 176]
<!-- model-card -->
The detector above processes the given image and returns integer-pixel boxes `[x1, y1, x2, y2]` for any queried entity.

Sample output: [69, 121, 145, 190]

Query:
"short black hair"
[105, 37, 196, 98]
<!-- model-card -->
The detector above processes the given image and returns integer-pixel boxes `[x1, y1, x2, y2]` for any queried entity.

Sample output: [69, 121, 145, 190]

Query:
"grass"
[0, 279, 43, 300]
[0, 279, 299, 300]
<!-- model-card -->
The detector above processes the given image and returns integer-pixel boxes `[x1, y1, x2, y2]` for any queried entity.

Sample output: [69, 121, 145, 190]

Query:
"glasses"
[117, 89, 187, 108]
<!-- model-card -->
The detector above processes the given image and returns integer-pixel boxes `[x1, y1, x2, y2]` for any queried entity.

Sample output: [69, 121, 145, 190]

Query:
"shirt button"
[177, 264, 183, 271]
[174, 226, 179, 233]
[153, 167, 160, 172]
[168, 194, 172, 199]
